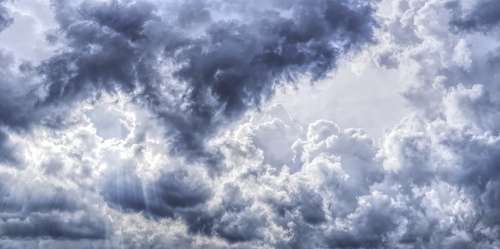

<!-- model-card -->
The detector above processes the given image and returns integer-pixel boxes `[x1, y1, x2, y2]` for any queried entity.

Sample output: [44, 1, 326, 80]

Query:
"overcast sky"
[1, 0, 500, 248]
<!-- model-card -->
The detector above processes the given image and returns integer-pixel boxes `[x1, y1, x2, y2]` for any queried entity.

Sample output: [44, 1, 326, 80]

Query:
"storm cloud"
[3, 0, 500, 248]
[38, 0, 377, 157]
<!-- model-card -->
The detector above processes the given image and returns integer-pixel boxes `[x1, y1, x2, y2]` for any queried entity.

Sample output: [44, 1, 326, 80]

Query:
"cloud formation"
[0, 172, 109, 241]
[36, 0, 377, 157]
[2, 0, 500, 248]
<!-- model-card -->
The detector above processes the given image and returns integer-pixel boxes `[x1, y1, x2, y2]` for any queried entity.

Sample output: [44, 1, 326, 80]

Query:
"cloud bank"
[1, 0, 500, 248]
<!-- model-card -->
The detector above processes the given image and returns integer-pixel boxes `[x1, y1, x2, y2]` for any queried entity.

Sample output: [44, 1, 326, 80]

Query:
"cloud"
[0, 213, 107, 240]
[448, 0, 500, 33]
[102, 165, 212, 218]
[91, 104, 392, 247]
[0, 48, 43, 167]
[0, 173, 109, 240]
[372, 0, 500, 246]
[0, 130, 18, 165]
[0, 0, 12, 32]
[37, 0, 378, 158]
[4, 0, 500, 248]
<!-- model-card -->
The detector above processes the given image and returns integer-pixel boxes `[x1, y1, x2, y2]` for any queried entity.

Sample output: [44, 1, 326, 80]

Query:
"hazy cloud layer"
[1, 0, 500, 248]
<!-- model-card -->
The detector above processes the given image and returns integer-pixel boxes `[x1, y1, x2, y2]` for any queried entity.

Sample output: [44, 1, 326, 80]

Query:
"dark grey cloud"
[102, 165, 211, 218]
[0, 181, 80, 214]
[0, 213, 107, 240]
[11, 0, 500, 248]
[0, 52, 39, 167]
[152, 169, 212, 208]
[0, 50, 71, 168]
[0, 173, 108, 241]
[0, 131, 18, 165]
[102, 165, 268, 243]
[448, 0, 500, 32]
[0, 0, 11, 32]
[38, 0, 378, 158]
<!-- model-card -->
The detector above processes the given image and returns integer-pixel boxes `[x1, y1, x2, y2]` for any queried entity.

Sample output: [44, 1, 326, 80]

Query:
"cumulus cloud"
[3, 0, 500, 248]
[37, 0, 378, 158]
[0, 1, 381, 244]
[0, 0, 379, 167]
[371, 0, 500, 246]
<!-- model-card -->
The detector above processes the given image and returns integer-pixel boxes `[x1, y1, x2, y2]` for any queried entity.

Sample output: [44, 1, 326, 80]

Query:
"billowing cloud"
[37, 0, 378, 157]
[0, 3, 381, 244]
[0, 172, 109, 241]
[0, 0, 379, 168]
[2, 0, 500, 248]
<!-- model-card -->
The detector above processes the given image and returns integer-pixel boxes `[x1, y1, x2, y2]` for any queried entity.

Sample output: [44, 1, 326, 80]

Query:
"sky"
[0, 0, 500, 248]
